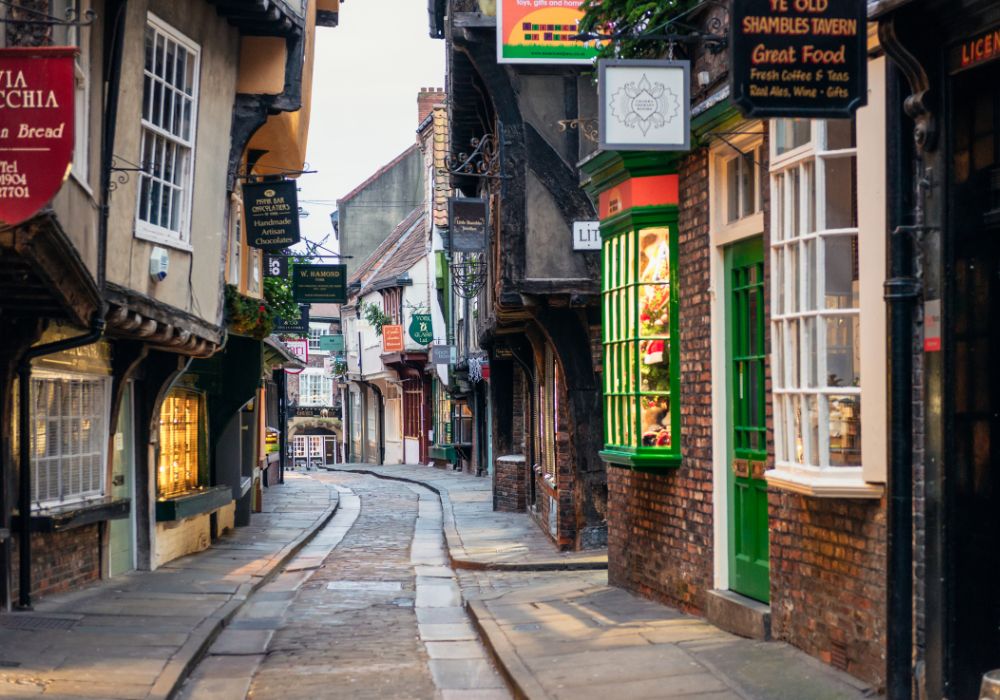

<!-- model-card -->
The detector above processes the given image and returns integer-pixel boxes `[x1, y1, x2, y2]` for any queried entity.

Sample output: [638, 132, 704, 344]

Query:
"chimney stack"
[418, 87, 445, 125]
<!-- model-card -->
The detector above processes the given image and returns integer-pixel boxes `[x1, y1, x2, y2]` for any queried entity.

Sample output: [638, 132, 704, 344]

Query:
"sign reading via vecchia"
[244, 179, 301, 250]
[0, 47, 76, 227]
[730, 0, 867, 119]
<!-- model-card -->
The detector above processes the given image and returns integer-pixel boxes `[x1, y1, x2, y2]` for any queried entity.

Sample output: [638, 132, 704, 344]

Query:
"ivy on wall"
[579, 0, 701, 59]
[361, 301, 393, 337]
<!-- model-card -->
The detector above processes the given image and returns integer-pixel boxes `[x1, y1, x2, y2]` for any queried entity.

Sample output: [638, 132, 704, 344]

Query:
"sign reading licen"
[244, 179, 301, 250]
[293, 264, 347, 304]
[0, 47, 76, 227]
[730, 0, 867, 119]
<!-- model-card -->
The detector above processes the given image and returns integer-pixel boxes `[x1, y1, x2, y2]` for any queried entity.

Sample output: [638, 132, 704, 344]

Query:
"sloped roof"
[432, 104, 450, 229]
[348, 208, 426, 293]
[337, 144, 420, 206]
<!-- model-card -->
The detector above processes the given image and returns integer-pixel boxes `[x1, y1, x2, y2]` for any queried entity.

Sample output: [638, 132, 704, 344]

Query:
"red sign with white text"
[0, 47, 76, 227]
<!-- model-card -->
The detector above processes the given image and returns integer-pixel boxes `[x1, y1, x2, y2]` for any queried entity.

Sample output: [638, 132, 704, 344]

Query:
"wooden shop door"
[726, 237, 770, 603]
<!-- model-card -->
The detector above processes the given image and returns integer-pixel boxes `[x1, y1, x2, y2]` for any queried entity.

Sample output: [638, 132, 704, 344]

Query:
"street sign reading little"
[319, 334, 344, 352]
[730, 0, 867, 119]
[0, 47, 76, 227]
[448, 197, 488, 253]
[573, 221, 601, 251]
[292, 264, 347, 303]
[409, 314, 433, 345]
[244, 179, 301, 250]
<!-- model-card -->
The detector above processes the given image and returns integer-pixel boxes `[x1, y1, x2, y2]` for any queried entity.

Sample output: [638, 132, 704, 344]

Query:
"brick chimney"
[418, 87, 445, 125]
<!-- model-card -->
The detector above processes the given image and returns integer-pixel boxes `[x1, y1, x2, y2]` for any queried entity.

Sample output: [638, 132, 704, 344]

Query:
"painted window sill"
[155, 485, 232, 522]
[15, 498, 130, 533]
[764, 469, 884, 499]
[600, 448, 681, 471]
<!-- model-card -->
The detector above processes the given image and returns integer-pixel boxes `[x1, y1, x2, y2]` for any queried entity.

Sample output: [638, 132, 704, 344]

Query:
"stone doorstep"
[704, 589, 771, 641]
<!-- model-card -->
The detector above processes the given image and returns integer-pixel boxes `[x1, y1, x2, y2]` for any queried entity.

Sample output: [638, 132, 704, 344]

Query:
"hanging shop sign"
[598, 60, 691, 152]
[283, 338, 309, 364]
[0, 47, 76, 227]
[244, 179, 301, 250]
[431, 344, 456, 365]
[448, 197, 488, 252]
[382, 324, 405, 353]
[292, 264, 347, 303]
[497, 0, 598, 64]
[573, 221, 601, 250]
[730, 0, 868, 118]
[409, 314, 434, 345]
[275, 304, 309, 333]
[319, 333, 345, 352]
[265, 254, 288, 278]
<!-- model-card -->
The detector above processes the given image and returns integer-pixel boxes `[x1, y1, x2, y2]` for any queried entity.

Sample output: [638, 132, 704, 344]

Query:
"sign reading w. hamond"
[244, 179, 301, 250]
[730, 0, 867, 119]
[0, 47, 76, 227]
[293, 264, 347, 304]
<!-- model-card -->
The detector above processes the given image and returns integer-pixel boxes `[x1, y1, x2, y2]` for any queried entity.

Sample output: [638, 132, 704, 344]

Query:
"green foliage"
[361, 301, 393, 336]
[225, 285, 273, 339]
[263, 276, 299, 323]
[579, 0, 701, 59]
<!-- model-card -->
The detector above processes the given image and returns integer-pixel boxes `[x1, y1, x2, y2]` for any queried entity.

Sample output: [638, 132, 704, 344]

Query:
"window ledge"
[155, 485, 232, 522]
[14, 498, 130, 533]
[764, 468, 884, 499]
[134, 226, 193, 252]
[600, 448, 681, 471]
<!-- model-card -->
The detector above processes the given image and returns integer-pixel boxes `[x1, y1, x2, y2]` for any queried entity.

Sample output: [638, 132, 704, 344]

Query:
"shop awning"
[264, 336, 306, 370]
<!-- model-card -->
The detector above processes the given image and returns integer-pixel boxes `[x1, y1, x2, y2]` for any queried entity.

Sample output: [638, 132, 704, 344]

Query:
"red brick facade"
[603, 141, 887, 689]
[10, 526, 102, 600]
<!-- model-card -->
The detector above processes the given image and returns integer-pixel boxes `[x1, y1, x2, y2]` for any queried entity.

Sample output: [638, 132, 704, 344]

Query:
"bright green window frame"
[599, 206, 681, 469]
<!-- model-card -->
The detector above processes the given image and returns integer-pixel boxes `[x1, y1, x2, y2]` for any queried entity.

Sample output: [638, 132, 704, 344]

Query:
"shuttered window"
[157, 390, 202, 498]
[30, 373, 110, 509]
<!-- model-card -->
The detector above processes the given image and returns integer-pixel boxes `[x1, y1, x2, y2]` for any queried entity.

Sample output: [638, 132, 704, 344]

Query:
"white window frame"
[227, 192, 242, 287]
[299, 370, 333, 407]
[765, 59, 887, 498]
[29, 371, 111, 510]
[308, 323, 330, 354]
[135, 14, 200, 250]
[710, 123, 766, 247]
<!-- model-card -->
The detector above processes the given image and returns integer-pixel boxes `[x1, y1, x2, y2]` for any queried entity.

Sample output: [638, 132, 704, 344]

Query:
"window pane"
[826, 119, 856, 150]
[787, 319, 800, 388]
[773, 173, 785, 241]
[826, 314, 860, 388]
[823, 156, 857, 229]
[804, 238, 817, 310]
[641, 396, 670, 447]
[803, 316, 818, 387]
[775, 119, 811, 155]
[824, 234, 859, 309]
[741, 151, 756, 218]
[792, 395, 805, 464]
[805, 394, 819, 466]
[788, 243, 799, 313]
[726, 156, 740, 223]
[828, 394, 861, 466]
[790, 167, 801, 239]
[640, 339, 669, 393]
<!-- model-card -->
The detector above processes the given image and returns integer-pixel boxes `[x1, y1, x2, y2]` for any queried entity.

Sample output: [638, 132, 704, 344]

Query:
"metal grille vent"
[0, 615, 77, 631]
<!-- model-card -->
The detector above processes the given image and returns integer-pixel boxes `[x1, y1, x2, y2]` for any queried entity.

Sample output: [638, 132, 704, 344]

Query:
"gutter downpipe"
[17, 316, 106, 610]
[884, 62, 918, 700]
[99, 0, 128, 292]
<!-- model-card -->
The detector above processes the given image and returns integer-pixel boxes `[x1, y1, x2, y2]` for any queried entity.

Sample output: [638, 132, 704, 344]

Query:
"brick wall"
[769, 493, 886, 685]
[10, 526, 101, 600]
[607, 148, 715, 615]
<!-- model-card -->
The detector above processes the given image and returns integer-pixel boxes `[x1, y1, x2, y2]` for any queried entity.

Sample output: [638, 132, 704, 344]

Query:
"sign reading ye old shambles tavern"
[730, 0, 867, 118]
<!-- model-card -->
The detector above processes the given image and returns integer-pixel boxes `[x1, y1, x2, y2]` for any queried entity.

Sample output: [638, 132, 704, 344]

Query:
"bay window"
[600, 209, 680, 469]
[299, 371, 333, 407]
[157, 389, 204, 498]
[767, 79, 887, 497]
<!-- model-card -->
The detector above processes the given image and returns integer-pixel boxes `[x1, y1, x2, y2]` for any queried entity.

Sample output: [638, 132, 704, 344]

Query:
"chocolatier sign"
[0, 47, 76, 227]
[730, 0, 867, 119]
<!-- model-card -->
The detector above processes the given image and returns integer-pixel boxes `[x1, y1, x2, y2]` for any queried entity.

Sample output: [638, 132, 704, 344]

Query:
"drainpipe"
[884, 64, 918, 700]
[17, 316, 106, 610]
[98, 0, 128, 291]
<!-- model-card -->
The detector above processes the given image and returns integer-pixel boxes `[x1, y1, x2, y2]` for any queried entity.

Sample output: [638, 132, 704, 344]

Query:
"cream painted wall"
[152, 503, 235, 569]
[106, 0, 239, 327]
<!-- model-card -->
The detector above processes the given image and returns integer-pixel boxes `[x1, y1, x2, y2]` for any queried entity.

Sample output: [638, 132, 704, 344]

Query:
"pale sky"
[296, 0, 446, 252]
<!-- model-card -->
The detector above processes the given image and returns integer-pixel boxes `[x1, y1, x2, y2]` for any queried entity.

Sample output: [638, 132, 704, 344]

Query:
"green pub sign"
[293, 264, 347, 304]
[409, 314, 433, 345]
[319, 334, 345, 352]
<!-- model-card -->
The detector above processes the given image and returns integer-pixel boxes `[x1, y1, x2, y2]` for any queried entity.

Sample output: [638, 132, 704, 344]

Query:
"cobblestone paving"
[246, 472, 507, 700]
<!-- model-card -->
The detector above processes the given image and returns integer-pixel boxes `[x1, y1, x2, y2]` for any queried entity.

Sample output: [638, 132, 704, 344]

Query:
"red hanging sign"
[382, 324, 404, 353]
[0, 47, 76, 228]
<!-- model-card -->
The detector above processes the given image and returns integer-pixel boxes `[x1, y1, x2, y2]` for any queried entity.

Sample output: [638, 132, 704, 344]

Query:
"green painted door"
[108, 383, 135, 577]
[726, 237, 769, 603]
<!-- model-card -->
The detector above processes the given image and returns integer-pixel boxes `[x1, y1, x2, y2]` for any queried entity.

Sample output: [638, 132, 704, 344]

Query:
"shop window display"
[601, 214, 680, 468]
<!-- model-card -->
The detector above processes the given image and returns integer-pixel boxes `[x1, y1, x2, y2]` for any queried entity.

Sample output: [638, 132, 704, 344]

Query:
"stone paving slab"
[0, 473, 338, 700]
[328, 464, 608, 570]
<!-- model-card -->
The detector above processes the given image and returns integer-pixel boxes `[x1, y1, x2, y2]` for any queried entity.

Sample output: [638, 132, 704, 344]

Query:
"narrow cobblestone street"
[179, 470, 508, 699]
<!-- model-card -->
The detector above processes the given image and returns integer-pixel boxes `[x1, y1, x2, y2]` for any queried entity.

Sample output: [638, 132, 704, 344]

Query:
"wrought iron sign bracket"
[0, 2, 96, 27]
[442, 121, 510, 181]
[557, 118, 598, 144]
[108, 156, 151, 193]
